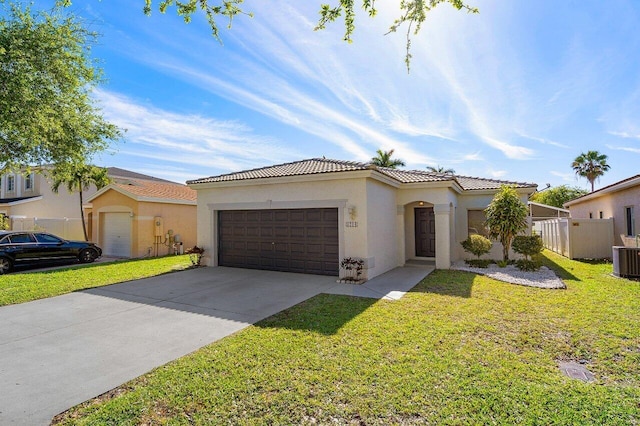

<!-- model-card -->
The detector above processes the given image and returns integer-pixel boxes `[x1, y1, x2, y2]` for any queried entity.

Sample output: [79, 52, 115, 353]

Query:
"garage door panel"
[103, 212, 131, 258]
[325, 244, 339, 255]
[274, 226, 290, 237]
[218, 208, 338, 276]
[274, 211, 289, 221]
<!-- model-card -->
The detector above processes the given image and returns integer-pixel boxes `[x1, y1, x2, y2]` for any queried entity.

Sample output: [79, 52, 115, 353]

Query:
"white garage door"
[103, 212, 132, 257]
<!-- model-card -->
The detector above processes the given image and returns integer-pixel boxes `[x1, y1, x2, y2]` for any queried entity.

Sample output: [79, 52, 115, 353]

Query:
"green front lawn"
[0, 256, 192, 306]
[56, 251, 640, 424]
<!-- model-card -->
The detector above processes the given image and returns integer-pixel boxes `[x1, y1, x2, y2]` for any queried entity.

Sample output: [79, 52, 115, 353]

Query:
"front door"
[415, 207, 435, 257]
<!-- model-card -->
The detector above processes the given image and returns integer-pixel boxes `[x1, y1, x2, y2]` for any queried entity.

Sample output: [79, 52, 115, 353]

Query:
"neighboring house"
[86, 170, 197, 258]
[564, 174, 640, 247]
[0, 167, 95, 239]
[0, 167, 197, 258]
[187, 158, 537, 279]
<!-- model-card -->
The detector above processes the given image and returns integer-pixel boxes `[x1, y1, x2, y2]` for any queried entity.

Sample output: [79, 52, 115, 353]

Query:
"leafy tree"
[50, 163, 111, 241]
[370, 149, 406, 169]
[484, 185, 528, 262]
[529, 185, 588, 208]
[427, 165, 455, 174]
[0, 2, 120, 172]
[571, 151, 610, 192]
[0, 214, 9, 231]
[59, 0, 478, 70]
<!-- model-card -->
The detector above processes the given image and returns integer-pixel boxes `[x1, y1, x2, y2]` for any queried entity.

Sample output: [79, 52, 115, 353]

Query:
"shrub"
[464, 259, 493, 268]
[512, 235, 543, 260]
[496, 260, 510, 268]
[340, 257, 364, 282]
[0, 214, 9, 231]
[461, 234, 493, 259]
[516, 258, 541, 271]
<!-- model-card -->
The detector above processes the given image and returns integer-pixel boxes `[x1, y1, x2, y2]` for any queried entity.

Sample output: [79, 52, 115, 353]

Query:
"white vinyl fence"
[10, 217, 85, 241]
[538, 218, 614, 259]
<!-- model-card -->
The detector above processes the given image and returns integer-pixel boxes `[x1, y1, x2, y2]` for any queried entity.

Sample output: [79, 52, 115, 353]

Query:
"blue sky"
[36, 0, 640, 188]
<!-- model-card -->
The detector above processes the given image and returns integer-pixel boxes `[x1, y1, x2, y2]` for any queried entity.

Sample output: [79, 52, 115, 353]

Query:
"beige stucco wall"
[567, 186, 640, 246]
[455, 191, 531, 261]
[90, 189, 196, 258]
[366, 179, 401, 277]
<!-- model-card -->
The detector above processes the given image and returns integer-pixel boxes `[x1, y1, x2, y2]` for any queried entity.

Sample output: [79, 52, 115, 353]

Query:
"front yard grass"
[0, 255, 192, 306]
[56, 251, 640, 424]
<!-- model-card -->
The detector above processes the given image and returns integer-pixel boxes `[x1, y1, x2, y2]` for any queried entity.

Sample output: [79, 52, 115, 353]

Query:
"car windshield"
[35, 233, 63, 244]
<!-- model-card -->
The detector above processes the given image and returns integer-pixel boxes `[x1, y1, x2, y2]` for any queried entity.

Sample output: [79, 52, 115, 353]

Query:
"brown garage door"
[218, 208, 339, 276]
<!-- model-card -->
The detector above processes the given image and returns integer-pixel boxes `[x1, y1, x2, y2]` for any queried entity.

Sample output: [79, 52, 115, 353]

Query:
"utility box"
[613, 246, 640, 278]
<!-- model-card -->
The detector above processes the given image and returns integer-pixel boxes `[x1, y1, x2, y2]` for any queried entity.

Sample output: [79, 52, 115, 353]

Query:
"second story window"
[24, 173, 33, 191]
[7, 176, 15, 192]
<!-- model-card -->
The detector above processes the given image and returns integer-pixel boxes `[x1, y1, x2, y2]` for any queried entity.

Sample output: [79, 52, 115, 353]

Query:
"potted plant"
[339, 257, 365, 283]
[185, 245, 205, 266]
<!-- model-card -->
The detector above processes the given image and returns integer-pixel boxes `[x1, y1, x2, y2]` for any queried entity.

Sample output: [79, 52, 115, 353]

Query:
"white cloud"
[606, 144, 640, 154]
[609, 131, 640, 140]
[93, 89, 300, 181]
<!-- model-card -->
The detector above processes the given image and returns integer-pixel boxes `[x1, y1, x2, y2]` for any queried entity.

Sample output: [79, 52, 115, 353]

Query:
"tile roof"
[109, 179, 197, 203]
[107, 167, 177, 184]
[187, 158, 536, 190]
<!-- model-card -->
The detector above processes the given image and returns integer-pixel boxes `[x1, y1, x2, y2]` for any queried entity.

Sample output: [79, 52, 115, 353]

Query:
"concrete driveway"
[0, 267, 338, 425]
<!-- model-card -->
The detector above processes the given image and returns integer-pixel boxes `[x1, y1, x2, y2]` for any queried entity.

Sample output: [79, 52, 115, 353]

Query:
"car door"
[33, 233, 75, 261]
[6, 233, 39, 265]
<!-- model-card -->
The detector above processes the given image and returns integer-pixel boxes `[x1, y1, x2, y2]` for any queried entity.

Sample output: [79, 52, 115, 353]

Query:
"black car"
[0, 231, 102, 274]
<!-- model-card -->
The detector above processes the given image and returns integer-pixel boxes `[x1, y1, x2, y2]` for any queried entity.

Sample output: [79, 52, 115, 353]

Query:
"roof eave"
[564, 175, 640, 207]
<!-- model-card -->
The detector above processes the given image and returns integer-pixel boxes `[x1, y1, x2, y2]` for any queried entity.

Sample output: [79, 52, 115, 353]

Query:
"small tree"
[512, 235, 544, 261]
[461, 235, 492, 259]
[51, 163, 111, 241]
[485, 185, 528, 262]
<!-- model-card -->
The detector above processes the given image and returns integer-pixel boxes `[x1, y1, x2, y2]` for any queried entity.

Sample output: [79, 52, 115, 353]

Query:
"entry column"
[434, 204, 451, 269]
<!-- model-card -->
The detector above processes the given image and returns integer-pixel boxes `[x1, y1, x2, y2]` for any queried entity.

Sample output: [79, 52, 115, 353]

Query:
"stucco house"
[86, 170, 197, 258]
[564, 174, 640, 247]
[0, 166, 103, 239]
[187, 158, 537, 279]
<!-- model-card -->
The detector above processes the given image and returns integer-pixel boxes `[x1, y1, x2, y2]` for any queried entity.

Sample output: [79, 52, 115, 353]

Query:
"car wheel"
[79, 249, 97, 263]
[0, 257, 13, 274]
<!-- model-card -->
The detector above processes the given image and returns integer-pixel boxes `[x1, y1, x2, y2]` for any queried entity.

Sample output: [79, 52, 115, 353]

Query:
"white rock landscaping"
[451, 261, 566, 289]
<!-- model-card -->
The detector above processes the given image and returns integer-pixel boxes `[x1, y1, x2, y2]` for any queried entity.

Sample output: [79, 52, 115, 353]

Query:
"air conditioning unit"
[612, 246, 640, 278]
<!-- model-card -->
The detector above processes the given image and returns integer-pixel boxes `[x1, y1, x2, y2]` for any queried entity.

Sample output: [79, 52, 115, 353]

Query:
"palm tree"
[51, 163, 111, 241]
[426, 165, 455, 174]
[370, 149, 405, 169]
[571, 151, 610, 192]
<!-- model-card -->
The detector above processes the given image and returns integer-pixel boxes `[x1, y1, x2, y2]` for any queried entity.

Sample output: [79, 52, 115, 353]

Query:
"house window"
[599, 211, 603, 219]
[625, 206, 635, 236]
[24, 173, 33, 191]
[6, 176, 15, 192]
[589, 212, 593, 219]
[468, 210, 490, 238]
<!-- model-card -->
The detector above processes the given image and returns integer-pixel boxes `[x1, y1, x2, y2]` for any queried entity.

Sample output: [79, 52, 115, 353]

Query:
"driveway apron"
[0, 267, 337, 425]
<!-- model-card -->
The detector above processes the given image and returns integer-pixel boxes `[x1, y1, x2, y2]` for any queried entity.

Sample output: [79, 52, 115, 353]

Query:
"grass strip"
[0, 255, 192, 306]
